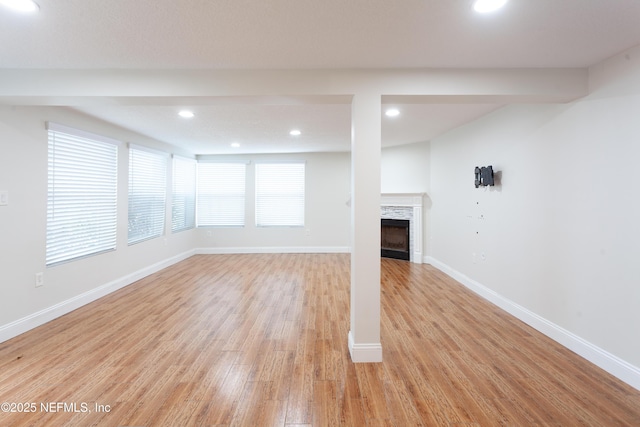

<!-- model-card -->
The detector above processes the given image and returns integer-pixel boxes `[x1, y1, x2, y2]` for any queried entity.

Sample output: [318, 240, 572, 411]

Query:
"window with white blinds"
[172, 156, 196, 233]
[255, 163, 305, 227]
[128, 146, 167, 245]
[46, 123, 119, 266]
[196, 163, 246, 227]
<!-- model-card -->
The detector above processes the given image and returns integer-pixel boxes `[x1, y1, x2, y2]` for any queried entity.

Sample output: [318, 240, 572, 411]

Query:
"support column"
[348, 93, 382, 363]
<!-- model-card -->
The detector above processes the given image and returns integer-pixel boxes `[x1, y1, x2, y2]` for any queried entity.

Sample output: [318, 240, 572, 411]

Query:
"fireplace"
[381, 219, 410, 261]
[381, 193, 425, 264]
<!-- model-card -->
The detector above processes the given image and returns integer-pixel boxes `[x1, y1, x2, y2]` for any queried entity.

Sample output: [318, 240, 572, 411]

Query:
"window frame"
[255, 162, 306, 227]
[127, 144, 168, 245]
[46, 122, 120, 266]
[196, 162, 247, 228]
[171, 155, 197, 233]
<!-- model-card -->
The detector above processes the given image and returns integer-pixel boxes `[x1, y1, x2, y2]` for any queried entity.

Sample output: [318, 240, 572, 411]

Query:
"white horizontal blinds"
[197, 163, 246, 227]
[128, 146, 167, 244]
[172, 156, 196, 233]
[255, 163, 305, 227]
[46, 126, 118, 266]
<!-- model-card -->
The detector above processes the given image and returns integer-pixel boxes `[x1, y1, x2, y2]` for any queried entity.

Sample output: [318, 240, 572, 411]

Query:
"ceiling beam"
[0, 68, 588, 106]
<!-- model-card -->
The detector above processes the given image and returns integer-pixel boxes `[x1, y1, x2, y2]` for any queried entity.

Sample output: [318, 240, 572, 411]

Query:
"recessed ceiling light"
[0, 0, 39, 12]
[289, 129, 301, 136]
[230, 142, 240, 148]
[385, 108, 400, 117]
[178, 110, 194, 118]
[473, 0, 508, 13]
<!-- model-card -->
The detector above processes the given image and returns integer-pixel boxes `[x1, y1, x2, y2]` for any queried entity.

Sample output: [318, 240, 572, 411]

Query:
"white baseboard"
[0, 248, 345, 345]
[196, 246, 350, 255]
[348, 331, 383, 363]
[0, 250, 195, 345]
[424, 256, 640, 391]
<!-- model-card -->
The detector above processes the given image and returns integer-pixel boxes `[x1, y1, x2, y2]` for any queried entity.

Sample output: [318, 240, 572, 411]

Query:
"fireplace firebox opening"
[381, 218, 410, 261]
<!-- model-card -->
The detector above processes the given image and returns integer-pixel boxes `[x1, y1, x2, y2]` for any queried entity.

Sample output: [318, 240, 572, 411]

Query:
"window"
[128, 145, 167, 244]
[255, 163, 305, 227]
[172, 156, 196, 233]
[197, 163, 246, 227]
[46, 123, 118, 266]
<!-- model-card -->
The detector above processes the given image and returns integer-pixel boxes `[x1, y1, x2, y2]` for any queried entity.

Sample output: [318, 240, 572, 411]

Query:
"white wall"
[195, 152, 351, 252]
[381, 140, 431, 255]
[381, 140, 431, 194]
[429, 46, 640, 373]
[0, 106, 197, 336]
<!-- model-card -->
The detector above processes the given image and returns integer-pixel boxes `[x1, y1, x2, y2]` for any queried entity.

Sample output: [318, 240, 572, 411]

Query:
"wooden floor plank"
[0, 254, 638, 426]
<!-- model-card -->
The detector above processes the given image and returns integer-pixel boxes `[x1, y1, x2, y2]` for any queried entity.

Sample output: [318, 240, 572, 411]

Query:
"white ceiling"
[2, 0, 640, 154]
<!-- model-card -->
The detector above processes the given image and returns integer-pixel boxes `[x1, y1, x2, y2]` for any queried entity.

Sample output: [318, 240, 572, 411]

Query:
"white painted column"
[348, 93, 382, 363]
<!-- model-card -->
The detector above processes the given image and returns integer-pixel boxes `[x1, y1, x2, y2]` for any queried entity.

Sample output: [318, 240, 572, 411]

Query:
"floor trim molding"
[348, 331, 383, 363]
[0, 250, 195, 344]
[196, 246, 350, 255]
[424, 255, 640, 391]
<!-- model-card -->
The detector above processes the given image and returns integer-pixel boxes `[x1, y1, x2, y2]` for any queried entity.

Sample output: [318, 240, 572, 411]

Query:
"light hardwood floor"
[0, 254, 639, 426]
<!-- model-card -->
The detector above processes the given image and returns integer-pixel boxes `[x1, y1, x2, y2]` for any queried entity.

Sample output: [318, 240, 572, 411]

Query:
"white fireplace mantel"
[381, 193, 425, 208]
[381, 193, 425, 264]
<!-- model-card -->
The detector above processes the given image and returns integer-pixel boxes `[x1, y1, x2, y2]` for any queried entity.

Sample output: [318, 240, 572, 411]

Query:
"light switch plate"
[0, 191, 7, 206]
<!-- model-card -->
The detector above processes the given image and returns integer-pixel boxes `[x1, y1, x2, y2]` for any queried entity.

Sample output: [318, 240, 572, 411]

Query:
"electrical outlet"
[0, 191, 8, 206]
[35, 272, 44, 287]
